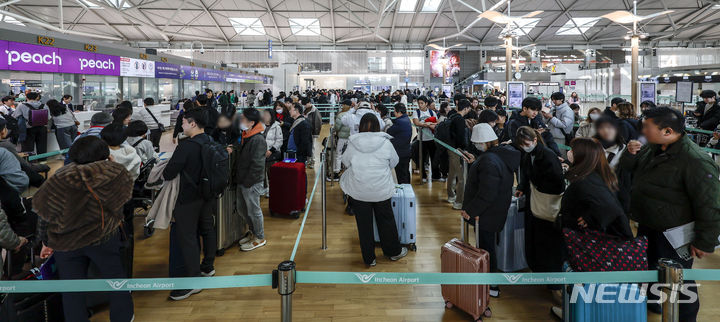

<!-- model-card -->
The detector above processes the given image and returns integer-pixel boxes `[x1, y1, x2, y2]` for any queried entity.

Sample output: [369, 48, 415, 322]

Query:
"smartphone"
[542, 107, 551, 114]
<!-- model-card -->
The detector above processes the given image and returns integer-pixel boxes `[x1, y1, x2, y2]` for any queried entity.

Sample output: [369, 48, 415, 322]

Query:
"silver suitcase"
[216, 185, 246, 256]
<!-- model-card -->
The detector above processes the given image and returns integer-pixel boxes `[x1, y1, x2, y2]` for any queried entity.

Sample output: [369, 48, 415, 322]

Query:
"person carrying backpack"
[13, 91, 48, 154]
[443, 99, 471, 210]
[162, 109, 220, 300]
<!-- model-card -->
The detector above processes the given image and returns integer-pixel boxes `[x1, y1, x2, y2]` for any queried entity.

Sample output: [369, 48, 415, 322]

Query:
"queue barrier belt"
[432, 138, 465, 158]
[1, 269, 718, 293]
[27, 148, 69, 161]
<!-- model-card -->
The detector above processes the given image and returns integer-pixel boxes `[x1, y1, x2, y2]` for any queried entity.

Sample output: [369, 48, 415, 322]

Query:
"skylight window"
[289, 18, 321, 36]
[399, 0, 418, 12]
[421, 0, 442, 12]
[79, 0, 131, 9]
[501, 18, 540, 36]
[556, 17, 600, 35]
[229, 18, 266, 35]
[0, 15, 24, 26]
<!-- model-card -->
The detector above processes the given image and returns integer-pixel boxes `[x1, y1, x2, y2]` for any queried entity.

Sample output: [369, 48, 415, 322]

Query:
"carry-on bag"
[269, 161, 307, 218]
[562, 263, 647, 322]
[1, 247, 65, 322]
[373, 184, 417, 251]
[495, 196, 528, 272]
[216, 184, 247, 256]
[441, 217, 492, 322]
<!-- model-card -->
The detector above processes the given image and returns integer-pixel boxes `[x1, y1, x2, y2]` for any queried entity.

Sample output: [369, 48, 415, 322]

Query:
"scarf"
[241, 122, 265, 144]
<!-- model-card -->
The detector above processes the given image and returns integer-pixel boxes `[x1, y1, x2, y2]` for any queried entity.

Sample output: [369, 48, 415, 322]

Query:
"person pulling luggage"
[460, 123, 520, 298]
[341, 113, 408, 267]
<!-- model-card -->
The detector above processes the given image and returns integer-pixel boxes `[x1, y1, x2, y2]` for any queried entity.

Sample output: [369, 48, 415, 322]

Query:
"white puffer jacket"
[265, 121, 283, 152]
[340, 132, 399, 202]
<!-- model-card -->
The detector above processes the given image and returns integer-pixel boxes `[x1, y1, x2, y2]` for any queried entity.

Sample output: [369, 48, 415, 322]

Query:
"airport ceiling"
[3, 0, 720, 49]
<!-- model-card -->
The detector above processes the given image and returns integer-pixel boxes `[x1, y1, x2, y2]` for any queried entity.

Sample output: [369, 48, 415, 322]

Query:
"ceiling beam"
[330, 0, 335, 43]
[425, 0, 446, 43]
[404, 0, 423, 43]
[263, 0, 284, 43]
[162, 0, 187, 32]
[198, 0, 229, 43]
[388, 0, 399, 42]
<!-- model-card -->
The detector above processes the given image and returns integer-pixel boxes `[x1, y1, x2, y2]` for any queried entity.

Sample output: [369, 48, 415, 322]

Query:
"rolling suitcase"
[2, 247, 65, 322]
[495, 196, 528, 272]
[216, 184, 246, 256]
[372, 184, 417, 251]
[441, 217, 492, 322]
[561, 263, 647, 322]
[269, 161, 307, 219]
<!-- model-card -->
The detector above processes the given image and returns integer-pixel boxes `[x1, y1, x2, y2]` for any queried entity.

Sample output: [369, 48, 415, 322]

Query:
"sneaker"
[437, 177, 447, 182]
[551, 289, 563, 305]
[368, 260, 376, 267]
[326, 175, 334, 182]
[307, 164, 314, 169]
[452, 202, 463, 210]
[333, 173, 340, 182]
[168, 289, 202, 301]
[447, 196, 456, 204]
[389, 247, 408, 261]
[422, 178, 427, 183]
[240, 239, 267, 251]
[239, 233, 253, 245]
[200, 269, 215, 277]
[551, 306, 562, 320]
[489, 286, 500, 298]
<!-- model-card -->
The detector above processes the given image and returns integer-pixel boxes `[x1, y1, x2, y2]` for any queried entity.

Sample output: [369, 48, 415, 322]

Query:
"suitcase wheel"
[216, 248, 225, 257]
[409, 243, 417, 251]
[290, 211, 301, 219]
[445, 301, 453, 309]
[143, 220, 155, 238]
[484, 307, 492, 317]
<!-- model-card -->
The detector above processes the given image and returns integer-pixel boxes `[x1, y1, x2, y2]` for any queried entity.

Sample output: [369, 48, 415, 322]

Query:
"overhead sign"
[201, 68, 225, 82]
[155, 61, 181, 79]
[0, 40, 121, 75]
[120, 57, 155, 77]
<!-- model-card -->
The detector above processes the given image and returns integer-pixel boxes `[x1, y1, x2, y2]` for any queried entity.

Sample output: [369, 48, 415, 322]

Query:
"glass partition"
[183, 80, 202, 99]
[158, 78, 179, 103]
[123, 77, 142, 102]
[83, 75, 121, 110]
[144, 78, 158, 101]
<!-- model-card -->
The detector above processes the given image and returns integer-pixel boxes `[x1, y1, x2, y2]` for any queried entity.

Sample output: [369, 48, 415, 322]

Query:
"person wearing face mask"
[286, 103, 313, 164]
[575, 107, 602, 138]
[694, 90, 720, 131]
[593, 117, 631, 214]
[460, 123, 520, 297]
[505, 97, 561, 156]
[514, 126, 566, 298]
[233, 108, 268, 252]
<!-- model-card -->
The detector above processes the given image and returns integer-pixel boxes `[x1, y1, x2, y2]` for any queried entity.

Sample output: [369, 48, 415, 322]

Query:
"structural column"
[631, 35, 639, 111]
[505, 36, 512, 82]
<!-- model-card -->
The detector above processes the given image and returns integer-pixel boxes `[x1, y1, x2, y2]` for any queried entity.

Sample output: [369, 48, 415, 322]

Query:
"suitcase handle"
[461, 216, 480, 248]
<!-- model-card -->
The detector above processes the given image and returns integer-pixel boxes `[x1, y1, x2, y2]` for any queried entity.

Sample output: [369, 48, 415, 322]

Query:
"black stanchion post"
[272, 261, 296, 322]
[658, 258, 683, 322]
[418, 128, 424, 185]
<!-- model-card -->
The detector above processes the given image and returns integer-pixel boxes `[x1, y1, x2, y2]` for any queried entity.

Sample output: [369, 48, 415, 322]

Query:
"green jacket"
[619, 135, 720, 252]
[334, 111, 351, 139]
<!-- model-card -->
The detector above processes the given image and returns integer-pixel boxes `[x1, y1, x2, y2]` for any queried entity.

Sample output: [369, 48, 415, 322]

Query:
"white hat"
[471, 123, 498, 143]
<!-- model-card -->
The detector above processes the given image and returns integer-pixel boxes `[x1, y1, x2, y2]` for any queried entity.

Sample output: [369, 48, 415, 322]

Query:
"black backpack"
[188, 135, 230, 200]
[434, 118, 453, 146]
[1, 113, 19, 144]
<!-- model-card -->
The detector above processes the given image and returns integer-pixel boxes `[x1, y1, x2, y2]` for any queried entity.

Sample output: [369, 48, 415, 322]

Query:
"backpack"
[434, 118, 453, 146]
[25, 103, 48, 127]
[1, 113, 19, 143]
[188, 135, 230, 200]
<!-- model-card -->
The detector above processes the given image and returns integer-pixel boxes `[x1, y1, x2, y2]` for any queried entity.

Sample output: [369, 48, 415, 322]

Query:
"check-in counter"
[44, 104, 171, 153]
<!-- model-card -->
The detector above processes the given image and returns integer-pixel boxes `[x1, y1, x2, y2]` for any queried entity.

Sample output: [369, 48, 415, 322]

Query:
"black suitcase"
[1, 247, 65, 322]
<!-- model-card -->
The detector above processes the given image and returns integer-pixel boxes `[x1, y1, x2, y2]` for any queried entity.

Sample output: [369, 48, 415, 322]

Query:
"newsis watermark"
[568, 283, 701, 304]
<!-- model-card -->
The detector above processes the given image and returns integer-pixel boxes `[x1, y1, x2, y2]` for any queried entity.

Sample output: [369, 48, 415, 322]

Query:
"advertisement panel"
[155, 62, 181, 79]
[120, 57, 155, 77]
[225, 72, 244, 83]
[180, 65, 201, 80]
[57, 49, 120, 76]
[201, 68, 225, 82]
[0, 40, 8, 70]
[430, 50, 460, 78]
[507, 82, 525, 109]
[5, 41, 61, 73]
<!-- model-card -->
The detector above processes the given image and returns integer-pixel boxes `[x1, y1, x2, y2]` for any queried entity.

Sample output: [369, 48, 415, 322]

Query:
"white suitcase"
[373, 184, 417, 251]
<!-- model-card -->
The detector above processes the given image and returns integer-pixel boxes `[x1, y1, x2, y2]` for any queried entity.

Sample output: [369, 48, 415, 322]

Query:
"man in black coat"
[446, 99, 471, 209]
[287, 103, 313, 164]
[694, 90, 720, 131]
[505, 97, 561, 156]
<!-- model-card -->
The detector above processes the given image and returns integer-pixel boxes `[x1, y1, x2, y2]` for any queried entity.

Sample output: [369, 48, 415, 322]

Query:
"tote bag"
[529, 183, 562, 222]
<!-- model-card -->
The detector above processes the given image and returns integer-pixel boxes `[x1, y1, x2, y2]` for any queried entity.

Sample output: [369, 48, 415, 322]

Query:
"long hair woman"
[47, 99, 78, 149]
[340, 113, 407, 267]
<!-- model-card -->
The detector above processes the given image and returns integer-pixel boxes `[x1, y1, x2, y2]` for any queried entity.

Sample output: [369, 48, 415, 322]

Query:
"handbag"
[563, 228, 648, 272]
[145, 108, 166, 132]
[529, 183, 562, 222]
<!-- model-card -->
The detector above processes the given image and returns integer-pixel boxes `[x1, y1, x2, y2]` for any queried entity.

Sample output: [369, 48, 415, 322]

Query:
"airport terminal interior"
[1, 0, 720, 321]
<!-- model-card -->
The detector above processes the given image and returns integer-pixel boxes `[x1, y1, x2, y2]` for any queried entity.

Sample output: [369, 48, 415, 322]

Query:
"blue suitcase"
[373, 184, 417, 251]
[495, 196, 528, 272]
[562, 264, 647, 322]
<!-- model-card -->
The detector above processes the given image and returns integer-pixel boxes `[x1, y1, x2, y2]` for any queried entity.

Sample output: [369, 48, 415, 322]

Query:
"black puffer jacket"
[518, 143, 565, 195]
[505, 111, 561, 156]
[462, 145, 521, 232]
[560, 172, 633, 239]
[695, 101, 720, 131]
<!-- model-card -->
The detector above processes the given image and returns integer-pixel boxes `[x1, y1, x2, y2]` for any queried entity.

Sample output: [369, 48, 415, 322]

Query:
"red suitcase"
[269, 161, 307, 218]
[441, 217, 492, 321]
